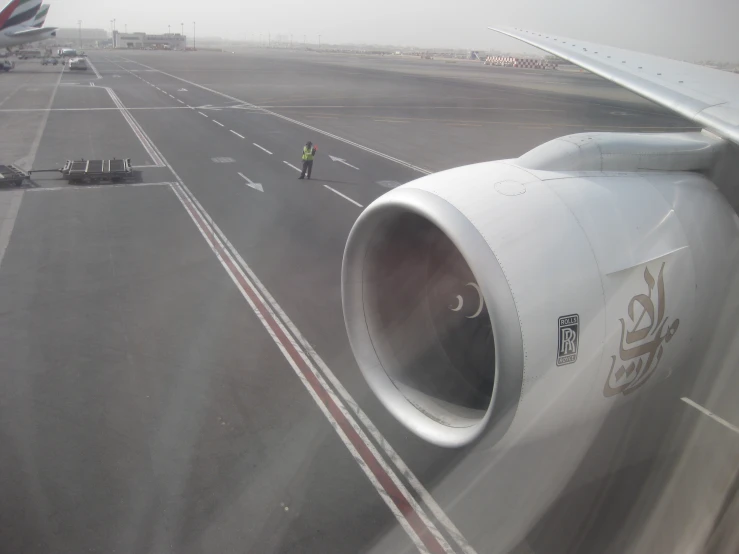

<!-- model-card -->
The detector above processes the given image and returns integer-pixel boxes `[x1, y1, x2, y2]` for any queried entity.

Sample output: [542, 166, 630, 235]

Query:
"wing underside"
[10, 25, 53, 38]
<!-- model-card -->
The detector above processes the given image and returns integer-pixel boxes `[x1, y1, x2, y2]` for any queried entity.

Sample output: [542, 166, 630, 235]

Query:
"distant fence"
[484, 56, 558, 70]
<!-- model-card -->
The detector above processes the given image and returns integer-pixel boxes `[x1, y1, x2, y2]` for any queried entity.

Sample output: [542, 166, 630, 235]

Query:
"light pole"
[124, 24, 127, 33]
[180, 22, 183, 36]
[192, 21, 196, 50]
[168, 24, 171, 35]
[112, 18, 116, 32]
[78, 20, 82, 48]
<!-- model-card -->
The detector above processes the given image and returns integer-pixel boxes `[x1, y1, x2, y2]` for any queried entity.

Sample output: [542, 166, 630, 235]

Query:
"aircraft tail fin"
[31, 2, 48, 28]
[0, 0, 42, 30]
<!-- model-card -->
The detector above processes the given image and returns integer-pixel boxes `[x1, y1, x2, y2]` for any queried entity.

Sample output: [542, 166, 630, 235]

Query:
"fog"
[48, 0, 739, 62]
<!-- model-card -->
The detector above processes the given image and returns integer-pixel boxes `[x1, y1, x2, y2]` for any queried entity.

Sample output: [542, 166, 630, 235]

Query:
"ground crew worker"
[299, 141, 317, 179]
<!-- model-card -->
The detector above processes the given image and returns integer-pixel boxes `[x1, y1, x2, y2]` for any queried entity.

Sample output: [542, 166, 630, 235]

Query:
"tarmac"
[0, 49, 736, 554]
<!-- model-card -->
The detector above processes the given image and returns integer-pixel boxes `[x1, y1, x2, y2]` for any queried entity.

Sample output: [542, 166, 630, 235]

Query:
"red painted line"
[173, 184, 447, 554]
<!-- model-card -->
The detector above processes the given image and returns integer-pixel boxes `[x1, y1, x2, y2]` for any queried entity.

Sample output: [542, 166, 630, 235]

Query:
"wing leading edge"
[489, 27, 739, 146]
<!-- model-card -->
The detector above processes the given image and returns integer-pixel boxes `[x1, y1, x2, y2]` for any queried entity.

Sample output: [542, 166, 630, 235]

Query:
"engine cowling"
[342, 132, 739, 448]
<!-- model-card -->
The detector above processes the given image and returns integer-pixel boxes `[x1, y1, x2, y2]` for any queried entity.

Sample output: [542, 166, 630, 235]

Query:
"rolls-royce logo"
[604, 262, 680, 397]
[557, 314, 579, 366]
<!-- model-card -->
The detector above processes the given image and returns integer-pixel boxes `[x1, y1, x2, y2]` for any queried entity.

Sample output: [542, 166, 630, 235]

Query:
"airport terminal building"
[112, 31, 186, 50]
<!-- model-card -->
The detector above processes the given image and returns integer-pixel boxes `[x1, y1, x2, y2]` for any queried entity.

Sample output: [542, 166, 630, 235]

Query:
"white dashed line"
[323, 185, 363, 207]
[168, 94, 175, 98]
[198, 111, 208, 117]
[213, 120, 224, 127]
[253, 143, 273, 155]
[283, 161, 301, 172]
[230, 130, 245, 139]
[176, 99, 185, 104]
[681, 398, 739, 435]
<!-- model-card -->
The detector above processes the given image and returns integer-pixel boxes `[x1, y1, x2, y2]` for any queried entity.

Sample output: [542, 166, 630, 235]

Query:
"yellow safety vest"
[302, 146, 314, 161]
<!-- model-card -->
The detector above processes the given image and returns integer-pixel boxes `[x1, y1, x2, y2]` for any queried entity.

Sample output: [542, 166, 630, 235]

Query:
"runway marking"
[305, 115, 337, 119]
[681, 398, 739, 435]
[374, 119, 409, 123]
[176, 99, 185, 104]
[323, 185, 363, 207]
[253, 143, 273, 155]
[446, 123, 482, 127]
[0, 191, 23, 271]
[212, 119, 225, 127]
[14, 63, 65, 171]
[329, 155, 360, 170]
[86, 58, 102, 79]
[0, 106, 201, 113]
[118, 58, 432, 174]
[230, 130, 245, 139]
[102, 80, 473, 553]
[168, 93, 175, 98]
[103, 87, 165, 167]
[237, 172, 264, 192]
[198, 111, 208, 117]
[521, 126, 552, 130]
[171, 182, 453, 554]
[283, 161, 301, 172]
[0, 82, 30, 108]
[265, 105, 563, 112]
[26, 182, 172, 192]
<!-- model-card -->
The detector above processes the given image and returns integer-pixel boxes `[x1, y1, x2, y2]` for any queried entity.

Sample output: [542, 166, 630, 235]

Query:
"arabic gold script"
[604, 263, 680, 397]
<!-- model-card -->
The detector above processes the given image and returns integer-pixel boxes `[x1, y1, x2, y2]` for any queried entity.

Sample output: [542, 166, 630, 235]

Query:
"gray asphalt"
[0, 49, 736, 554]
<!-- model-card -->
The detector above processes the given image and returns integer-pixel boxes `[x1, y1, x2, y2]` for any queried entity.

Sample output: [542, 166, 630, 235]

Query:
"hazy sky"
[48, 0, 739, 62]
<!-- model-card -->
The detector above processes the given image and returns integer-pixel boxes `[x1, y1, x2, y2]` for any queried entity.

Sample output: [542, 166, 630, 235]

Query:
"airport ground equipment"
[31, 158, 133, 184]
[0, 164, 28, 187]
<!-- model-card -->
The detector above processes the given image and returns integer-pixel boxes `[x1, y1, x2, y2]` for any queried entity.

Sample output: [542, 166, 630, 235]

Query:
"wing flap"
[489, 27, 739, 146]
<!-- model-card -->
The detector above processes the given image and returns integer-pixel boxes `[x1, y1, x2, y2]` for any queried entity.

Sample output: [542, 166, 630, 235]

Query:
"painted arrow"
[238, 172, 264, 192]
[178, 88, 188, 92]
[329, 155, 359, 170]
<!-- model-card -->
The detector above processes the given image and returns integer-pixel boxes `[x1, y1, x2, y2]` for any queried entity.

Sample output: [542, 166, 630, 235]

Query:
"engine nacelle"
[342, 132, 739, 448]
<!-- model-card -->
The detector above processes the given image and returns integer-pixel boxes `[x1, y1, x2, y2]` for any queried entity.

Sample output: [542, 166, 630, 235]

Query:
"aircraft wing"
[9, 25, 55, 38]
[489, 27, 739, 146]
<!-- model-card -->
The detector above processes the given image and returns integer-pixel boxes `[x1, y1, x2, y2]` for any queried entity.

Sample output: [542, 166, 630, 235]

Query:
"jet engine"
[342, 131, 739, 448]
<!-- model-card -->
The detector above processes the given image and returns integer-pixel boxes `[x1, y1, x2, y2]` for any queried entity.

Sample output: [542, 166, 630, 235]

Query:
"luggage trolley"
[60, 158, 133, 184]
[0, 164, 29, 187]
